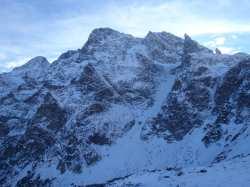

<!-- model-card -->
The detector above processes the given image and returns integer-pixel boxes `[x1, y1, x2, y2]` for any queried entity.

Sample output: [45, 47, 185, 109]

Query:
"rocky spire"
[184, 33, 197, 53]
[182, 34, 195, 65]
[184, 33, 213, 54]
[215, 48, 222, 55]
[182, 33, 213, 66]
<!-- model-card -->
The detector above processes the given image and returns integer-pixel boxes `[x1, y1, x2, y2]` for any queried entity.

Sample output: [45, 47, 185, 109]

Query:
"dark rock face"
[73, 64, 103, 90]
[144, 31, 183, 64]
[202, 124, 222, 146]
[214, 60, 250, 124]
[150, 95, 201, 140]
[185, 81, 210, 110]
[20, 126, 55, 159]
[55, 132, 98, 173]
[84, 28, 123, 48]
[201, 61, 250, 146]
[0, 125, 55, 186]
[84, 103, 105, 116]
[83, 150, 101, 166]
[215, 48, 222, 55]
[85, 184, 106, 187]
[0, 126, 55, 169]
[214, 64, 243, 123]
[95, 88, 114, 101]
[145, 59, 214, 141]
[58, 50, 78, 60]
[143, 48, 249, 145]
[88, 132, 111, 145]
[0, 122, 9, 137]
[183, 34, 199, 56]
[31, 93, 67, 131]
[16, 171, 53, 187]
[180, 34, 213, 69]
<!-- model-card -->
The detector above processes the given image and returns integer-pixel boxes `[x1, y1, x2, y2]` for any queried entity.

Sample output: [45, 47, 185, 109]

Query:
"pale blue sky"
[1, 0, 250, 72]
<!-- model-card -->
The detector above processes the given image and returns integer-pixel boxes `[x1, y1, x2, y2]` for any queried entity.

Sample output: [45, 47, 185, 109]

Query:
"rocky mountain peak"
[83, 27, 131, 48]
[1, 28, 250, 187]
[13, 56, 49, 72]
[27, 56, 49, 64]
[90, 27, 122, 37]
[6, 56, 50, 82]
[215, 48, 222, 55]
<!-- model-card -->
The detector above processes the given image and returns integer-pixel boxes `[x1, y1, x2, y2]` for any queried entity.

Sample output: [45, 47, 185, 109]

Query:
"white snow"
[111, 155, 250, 187]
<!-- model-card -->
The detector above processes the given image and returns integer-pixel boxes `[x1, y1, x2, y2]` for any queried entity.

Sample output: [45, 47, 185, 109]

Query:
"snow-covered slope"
[106, 155, 250, 187]
[0, 28, 250, 187]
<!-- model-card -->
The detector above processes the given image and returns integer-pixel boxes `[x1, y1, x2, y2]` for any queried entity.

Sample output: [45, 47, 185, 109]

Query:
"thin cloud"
[218, 46, 240, 54]
[205, 37, 226, 48]
[1, 0, 250, 72]
[104, 1, 250, 36]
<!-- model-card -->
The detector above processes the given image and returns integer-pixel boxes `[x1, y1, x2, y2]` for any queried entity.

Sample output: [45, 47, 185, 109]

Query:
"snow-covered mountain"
[0, 28, 250, 187]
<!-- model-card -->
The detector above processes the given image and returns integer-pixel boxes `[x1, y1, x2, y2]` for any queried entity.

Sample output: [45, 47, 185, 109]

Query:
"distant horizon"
[1, 0, 250, 72]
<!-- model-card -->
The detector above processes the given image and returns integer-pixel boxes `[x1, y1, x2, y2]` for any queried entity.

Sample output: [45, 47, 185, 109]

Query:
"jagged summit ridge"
[3, 27, 246, 74]
[2, 28, 227, 74]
